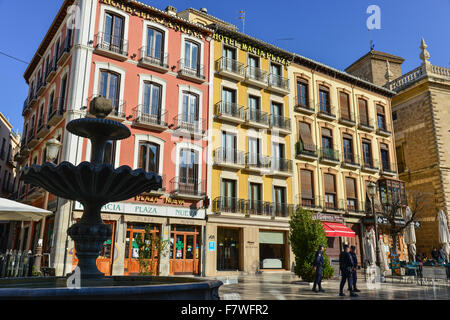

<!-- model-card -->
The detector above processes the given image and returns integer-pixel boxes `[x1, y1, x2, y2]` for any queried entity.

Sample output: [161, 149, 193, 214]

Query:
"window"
[146, 27, 164, 60]
[220, 179, 237, 212]
[37, 103, 45, 128]
[298, 122, 315, 154]
[380, 144, 390, 171]
[222, 131, 237, 162]
[274, 186, 286, 215]
[392, 111, 398, 121]
[104, 12, 124, 51]
[272, 143, 286, 170]
[179, 148, 199, 185]
[269, 63, 282, 87]
[248, 95, 261, 122]
[300, 169, 314, 207]
[342, 134, 354, 163]
[339, 92, 351, 120]
[138, 142, 159, 173]
[221, 87, 236, 105]
[0, 139, 5, 160]
[59, 75, 68, 112]
[142, 81, 162, 118]
[54, 39, 61, 62]
[319, 86, 330, 113]
[271, 102, 284, 127]
[362, 140, 372, 166]
[249, 183, 262, 214]
[181, 92, 199, 123]
[247, 55, 260, 79]
[324, 173, 336, 209]
[321, 128, 333, 159]
[99, 70, 120, 110]
[346, 177, 357, 212]
[184, 40, 200, 72]
[222, 46, 237, 71]
[248, 137, 261, 165]
[396, 145, 406, 173]
[48, 91, 55, 118]
[103, 140, 116, 166]
[358, 98, 369, 126]
[296, 80, 309, 106]
[377, 104, 386, 130]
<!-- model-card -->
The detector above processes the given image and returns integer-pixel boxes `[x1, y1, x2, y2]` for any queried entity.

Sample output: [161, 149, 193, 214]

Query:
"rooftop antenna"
[239, 10, 245, 33]
[369, 28, 375, 51]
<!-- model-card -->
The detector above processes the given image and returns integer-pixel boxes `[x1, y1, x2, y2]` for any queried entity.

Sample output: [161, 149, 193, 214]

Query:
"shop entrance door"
[170, 225, 200, 275]
[124, 223, 161, 275]
[72, 220, 115, 276]
[217, 228, 240, 271]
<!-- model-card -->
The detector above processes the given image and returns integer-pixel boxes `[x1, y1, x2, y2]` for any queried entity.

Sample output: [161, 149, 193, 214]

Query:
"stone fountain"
[0, 97, 221, 299]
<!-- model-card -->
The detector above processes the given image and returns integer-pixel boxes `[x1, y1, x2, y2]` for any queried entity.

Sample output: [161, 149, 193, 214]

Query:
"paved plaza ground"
[209, 272, 450, 300]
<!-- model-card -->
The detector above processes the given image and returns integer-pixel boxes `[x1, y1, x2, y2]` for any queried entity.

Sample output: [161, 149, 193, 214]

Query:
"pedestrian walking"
[312, 244, 325, 293]
[349, 245, 360, 292]
[339, 244, 358, 297]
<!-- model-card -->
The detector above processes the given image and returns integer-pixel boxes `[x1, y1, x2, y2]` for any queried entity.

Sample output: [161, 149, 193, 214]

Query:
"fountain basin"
[0, 276, 222, 300]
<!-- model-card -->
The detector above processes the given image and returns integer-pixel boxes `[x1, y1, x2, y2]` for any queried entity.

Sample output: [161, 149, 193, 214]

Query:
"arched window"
[146, 27, 164, 60]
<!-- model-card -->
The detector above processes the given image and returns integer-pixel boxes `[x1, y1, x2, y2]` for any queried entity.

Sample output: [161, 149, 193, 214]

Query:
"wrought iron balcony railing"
[268, 74, 289, 91]
[216, 57, 244, 77]
[169, 177, 206, 198]
[95, 32, 128, 58]
[172, 114, 205, 135]
[213, 148, 245, 166]
[178, 59, 205, 82]
[139, 46, 169, 70]
[214, 101, 244, 121]
[133, 107, 168, 128]
[295, 141, 318, 158]
[270, 115, 291, 131]
[319, 147, 340, 163]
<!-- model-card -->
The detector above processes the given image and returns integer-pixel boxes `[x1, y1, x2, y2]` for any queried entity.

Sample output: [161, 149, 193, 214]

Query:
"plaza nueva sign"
[74, 201, 205, 219]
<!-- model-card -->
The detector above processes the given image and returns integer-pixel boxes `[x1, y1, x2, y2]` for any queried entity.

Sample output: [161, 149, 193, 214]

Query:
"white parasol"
[0, 197, 51, 221]
[438, 210, 450, 258]
[404, 207, 417, 261]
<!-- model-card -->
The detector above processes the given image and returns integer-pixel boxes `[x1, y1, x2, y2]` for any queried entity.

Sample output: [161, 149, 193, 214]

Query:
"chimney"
[165, 6, 177, 16]
[200, 8, 208, 14]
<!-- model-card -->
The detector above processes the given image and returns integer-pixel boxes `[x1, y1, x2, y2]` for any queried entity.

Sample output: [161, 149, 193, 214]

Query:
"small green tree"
[289, 207, 334, 281]
[135, 225, 169, 275]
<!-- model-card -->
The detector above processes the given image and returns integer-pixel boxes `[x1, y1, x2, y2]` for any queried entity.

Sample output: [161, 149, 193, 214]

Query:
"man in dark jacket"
[312, 244, 325, 293]
[339, 244, 358, 297]
[431, 248, 439, 262]
[349, 245, 360, 292]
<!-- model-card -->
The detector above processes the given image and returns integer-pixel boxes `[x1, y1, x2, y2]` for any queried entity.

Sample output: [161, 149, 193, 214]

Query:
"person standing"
[349, 245, 360, 292]
[339, 244, 358, 297]
[431, 248, 439, 262]
[312, 244, 325, 293]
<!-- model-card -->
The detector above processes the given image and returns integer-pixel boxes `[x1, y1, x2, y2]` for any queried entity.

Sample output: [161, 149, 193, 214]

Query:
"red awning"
[322, 222, 355, 238]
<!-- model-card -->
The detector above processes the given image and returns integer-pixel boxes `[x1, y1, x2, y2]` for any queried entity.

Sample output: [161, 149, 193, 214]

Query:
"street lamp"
[368, 181, 381, 268]
[33, 137, 61, 272]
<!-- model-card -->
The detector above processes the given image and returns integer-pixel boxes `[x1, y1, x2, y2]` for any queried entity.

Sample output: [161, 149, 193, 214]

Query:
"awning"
[322, 222, 355, 238]
[0, 197, 52, 222]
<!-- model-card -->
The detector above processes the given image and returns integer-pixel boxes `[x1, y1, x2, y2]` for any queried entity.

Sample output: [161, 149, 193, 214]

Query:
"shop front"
[169, 225, 201, 275]
[259, 230, 288, 270]
[217, 227, 241, 271]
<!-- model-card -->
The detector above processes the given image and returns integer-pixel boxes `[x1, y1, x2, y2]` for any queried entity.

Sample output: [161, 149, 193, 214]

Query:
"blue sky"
[0, 0, 448, 132]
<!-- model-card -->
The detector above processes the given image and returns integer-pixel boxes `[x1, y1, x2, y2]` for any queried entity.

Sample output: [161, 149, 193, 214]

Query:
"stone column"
[112, 216, 125, 276]
[159, 220, 171, 276]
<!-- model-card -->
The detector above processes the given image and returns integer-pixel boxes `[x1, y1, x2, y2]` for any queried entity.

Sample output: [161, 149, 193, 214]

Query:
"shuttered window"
[321, 127, 332, 138]
[346, 177, 356, 199]
[300, 169, 313, 199]
[340, 92, 350, 120]
[299, 122, 315, 152]
[324, 173, 335, 193]
[358, 98, 369, 124]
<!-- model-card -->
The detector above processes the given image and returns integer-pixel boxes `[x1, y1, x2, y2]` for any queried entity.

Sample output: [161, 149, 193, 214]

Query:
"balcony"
[296, 196, 322, 211]
[22, 98, 31, 116]
[36, 118, 50, 139]
[169, 177, 206, 200]
[47, 97, 66, 127]
[294, 98, 315, 115]
[27, 133, 39, 149]
[215, 57, 245, 81]
[345, 200, 365, 215]
[172, 114, 205, 139]
[295, 141, 318, 161]
[267, 74, 289, 95]
[267, 157, 293, 177]
[94, 32, 128, 61]
[138, 47, 169, 73]
[57, 37, 73, 66]
[177, 59, 205, 83]
[320, 197, 346, 213]
[214, 101, 245, 124]
[45, 58, 58, 82]
[243, 200, 272, 217]
[380, 161, 397, 176]
[317, 105, 337, 121]
[244, 152, 271, 173]
[19, 144, 30, 159]
[269, 115, 291, 135]
[132, 107, 168, 131]
[271, 203, 294, 217]
[360, 158, 380, 173]
[244, 108, 269, 129]
[319, 147, 340, 165]
[212, 197, 245, 214]
[243, 66, 268, 89]
[36, 76, 47, 96]
[341, 153, 360, 169]
[358, 118, 374, 132]
[213, 148, 245, 170]
[339, 112, 356, 127]
[376, 124, 392, 137]
[23, 93, 38, 116]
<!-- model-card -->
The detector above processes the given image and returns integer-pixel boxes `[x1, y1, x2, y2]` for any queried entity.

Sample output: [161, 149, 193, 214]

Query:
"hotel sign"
[100, 0, 204, 39]
[74, 201, 205, 220]
[213, 33, 290, 66]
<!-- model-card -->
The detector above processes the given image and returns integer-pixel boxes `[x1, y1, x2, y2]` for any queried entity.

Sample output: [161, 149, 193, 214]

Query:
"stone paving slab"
[211, 272, 450, 300]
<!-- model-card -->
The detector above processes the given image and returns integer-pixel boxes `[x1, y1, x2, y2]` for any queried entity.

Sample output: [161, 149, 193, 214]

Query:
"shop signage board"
[208, 241, 215, 251]
[313, 212, 344, 223]
[73, 201, 205, 220]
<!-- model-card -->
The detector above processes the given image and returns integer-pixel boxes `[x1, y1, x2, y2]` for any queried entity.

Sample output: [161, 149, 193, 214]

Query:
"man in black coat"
[339, 244, 358, 297]
[312, 244, 325, 293]
[349, 245, 360, 292]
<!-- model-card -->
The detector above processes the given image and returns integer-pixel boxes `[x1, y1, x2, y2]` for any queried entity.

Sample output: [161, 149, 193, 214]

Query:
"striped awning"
[322, 222, 355, 238]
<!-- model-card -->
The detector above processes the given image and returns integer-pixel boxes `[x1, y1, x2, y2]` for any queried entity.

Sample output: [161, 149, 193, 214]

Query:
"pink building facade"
[14, 0, 212, 277]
